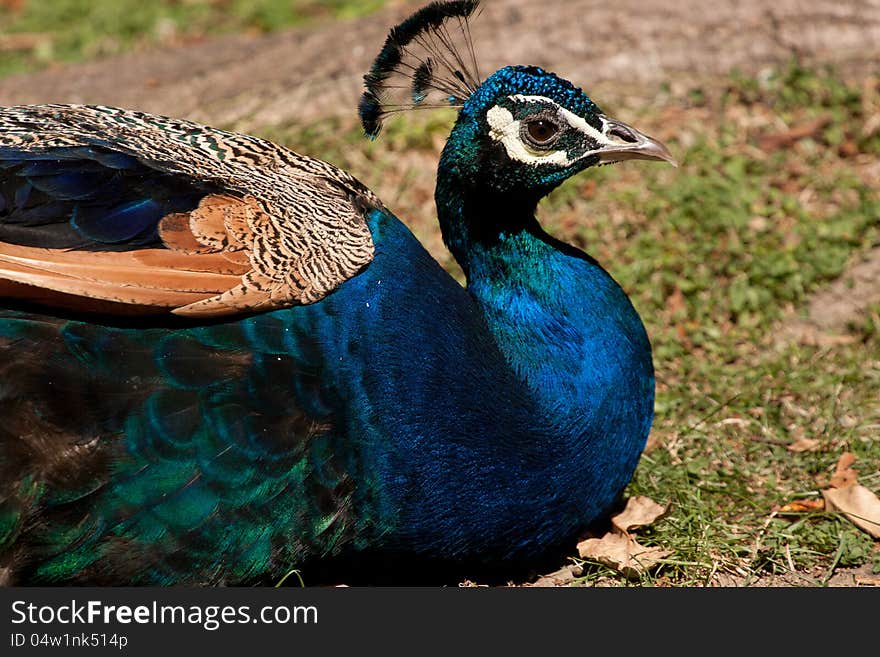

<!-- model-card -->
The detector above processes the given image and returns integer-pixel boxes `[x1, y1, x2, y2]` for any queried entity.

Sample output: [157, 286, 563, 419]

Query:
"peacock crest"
[359, 0, 483, 138]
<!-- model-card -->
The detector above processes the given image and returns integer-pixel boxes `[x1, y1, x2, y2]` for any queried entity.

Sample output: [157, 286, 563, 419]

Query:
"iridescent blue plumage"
[0, 2, 674, 585]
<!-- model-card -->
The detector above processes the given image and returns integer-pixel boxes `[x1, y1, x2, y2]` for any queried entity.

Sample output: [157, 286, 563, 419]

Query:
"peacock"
[0, 0, 674, 585]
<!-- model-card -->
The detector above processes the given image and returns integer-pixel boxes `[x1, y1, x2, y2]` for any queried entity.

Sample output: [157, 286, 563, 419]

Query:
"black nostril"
[607, 123, 638, 143]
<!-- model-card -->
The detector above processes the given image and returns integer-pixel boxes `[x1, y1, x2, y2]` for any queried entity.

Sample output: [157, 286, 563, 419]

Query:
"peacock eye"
[523, 118, 560, 147]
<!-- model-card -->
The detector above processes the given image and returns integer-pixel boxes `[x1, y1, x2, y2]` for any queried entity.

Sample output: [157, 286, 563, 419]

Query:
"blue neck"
[435, 154, 655, 457]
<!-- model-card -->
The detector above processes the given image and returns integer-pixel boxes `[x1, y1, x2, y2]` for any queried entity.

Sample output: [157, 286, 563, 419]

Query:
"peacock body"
[0, 1, 674, 585]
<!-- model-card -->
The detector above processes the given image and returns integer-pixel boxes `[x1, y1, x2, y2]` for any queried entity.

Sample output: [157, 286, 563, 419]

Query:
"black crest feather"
[359, 0, 482, 138]
[412, 59, 435, 103]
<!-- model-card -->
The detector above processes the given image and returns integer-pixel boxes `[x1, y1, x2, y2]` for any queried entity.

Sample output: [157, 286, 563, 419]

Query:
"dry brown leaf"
[577, 533, 671, 580]
[787, 437, 821, 453]
[665, 287, 686, 316]
[784, 323, 860, 347]
[822, 485, 880, 539]
[758, 115, 832, 151]
[572, 495, 670, 579]
[778, 498, 825, 513]
[0, 0, 24, 10]
[529, 564, 584, 587]
[644, 432, 664, 453]
[611, 495, 668, 534]
[0, 33, 51, 52]
[710, 573, 745, 587]
[830, 452, 859, 489]
[839, 140, 860, 157]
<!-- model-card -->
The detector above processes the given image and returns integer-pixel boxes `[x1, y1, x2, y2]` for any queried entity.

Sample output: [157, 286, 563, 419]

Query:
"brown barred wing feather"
[0, 104, 378, 317]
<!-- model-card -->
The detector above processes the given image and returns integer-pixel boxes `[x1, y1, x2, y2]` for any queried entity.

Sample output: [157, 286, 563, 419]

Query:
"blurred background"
[1, 0, 878, 585]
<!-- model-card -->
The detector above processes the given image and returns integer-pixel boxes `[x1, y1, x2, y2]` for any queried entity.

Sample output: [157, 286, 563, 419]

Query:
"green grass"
[260, 62, 880, 586]
[0, 0, 387, 77]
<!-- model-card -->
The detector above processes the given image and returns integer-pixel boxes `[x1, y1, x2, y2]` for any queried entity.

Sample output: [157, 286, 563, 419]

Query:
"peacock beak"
[595, 116, 677, 167]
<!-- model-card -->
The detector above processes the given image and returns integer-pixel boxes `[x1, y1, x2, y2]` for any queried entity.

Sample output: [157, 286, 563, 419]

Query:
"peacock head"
[359, 1, 674, 202]
[448, 64, 675, 198]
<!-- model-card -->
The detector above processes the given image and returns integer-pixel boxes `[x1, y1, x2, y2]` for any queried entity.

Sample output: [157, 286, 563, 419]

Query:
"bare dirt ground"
[2, 0, 879, 127]
[1, 0, 877, 334]
[1, 0, 877, 586]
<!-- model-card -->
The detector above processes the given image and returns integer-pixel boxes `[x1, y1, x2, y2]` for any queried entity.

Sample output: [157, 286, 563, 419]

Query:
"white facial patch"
[486, 95, 619, 167]
[486, 105, 572, 167]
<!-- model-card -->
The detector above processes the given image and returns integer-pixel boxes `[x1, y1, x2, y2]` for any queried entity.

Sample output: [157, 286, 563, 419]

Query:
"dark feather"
[71, 199, 165, 244]
[388, 0, 481, 49]
[0, 154, 202, 248]
[357, 92, 384, 141]
[359, 0, 482, 137]
[412, 58, 435, 103]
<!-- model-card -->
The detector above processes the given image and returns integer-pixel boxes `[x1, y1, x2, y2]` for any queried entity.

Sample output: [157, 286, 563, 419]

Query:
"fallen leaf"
[839, 140, 859, 157]
[577, 533, 671, 580]
[0, 33, 51, 53]
[787, 437, 820, 453]
[864, 113, 880, 138]
[675, 323, 690, 347]
[529, 564, 584, 587]
[709, 572, 744, 587]
[748, 216, 769, 232]
[0, 0, 24, 12]
[572, 495, 670, 579]
[778, 498, 825, 513]
[829, 452, 859, 489]
[784, 323, 860, 347]
[611, 495, 668, 534]
[644, 432, 664, 453]
[758, 115, 832, 151]
[822, 485, 880, 539]
[665, 287, 686, 316]
[718, 417, 749, 427]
